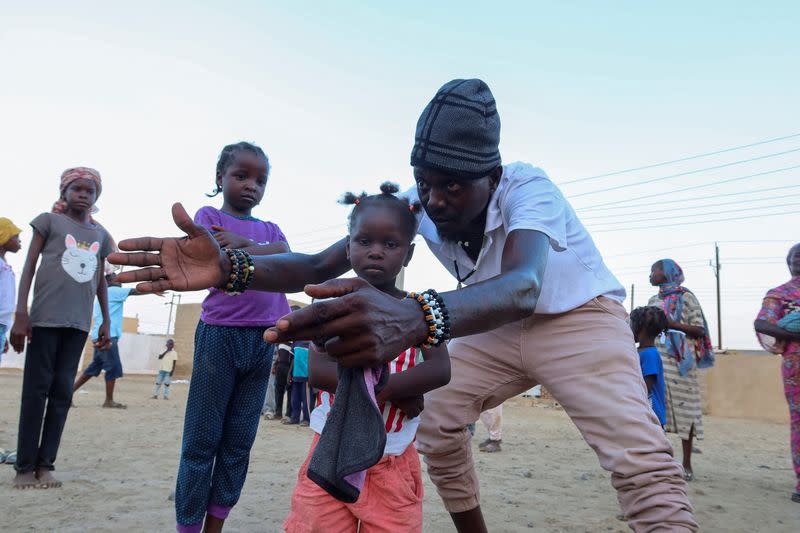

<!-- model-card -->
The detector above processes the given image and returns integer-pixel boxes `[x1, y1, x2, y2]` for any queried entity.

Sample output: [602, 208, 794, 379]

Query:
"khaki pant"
[479, 404, 502, 441]
[416, 297, 697, 532]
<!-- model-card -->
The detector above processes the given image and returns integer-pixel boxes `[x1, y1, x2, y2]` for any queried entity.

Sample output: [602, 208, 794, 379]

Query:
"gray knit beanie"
[410, 79, 501, 178]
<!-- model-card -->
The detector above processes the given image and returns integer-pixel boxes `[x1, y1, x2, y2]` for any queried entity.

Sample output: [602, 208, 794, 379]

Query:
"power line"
[579, 183, 800, 213]
[559, 133, 800, 186]
[582, 192, 800, 222]
[568, 148, 800, 199]
[592, 209, 795, 233]
[586, 201, 800, 227]
[571, 165, 800, 211]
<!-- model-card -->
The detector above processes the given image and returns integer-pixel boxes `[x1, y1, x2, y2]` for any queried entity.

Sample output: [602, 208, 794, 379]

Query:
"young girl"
[629, 306, 668, 428]
[175, 142, 290, 533]
[284, 183, 451, 533]
[10, 167, 113, 489]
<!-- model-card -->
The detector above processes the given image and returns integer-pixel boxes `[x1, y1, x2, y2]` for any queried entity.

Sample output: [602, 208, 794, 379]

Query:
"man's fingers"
[210, 225, 226, 232]
[172, 203, 207, 238]
[303, 277, 369, 300]
[109, 251, 161, 268]
[117, 237, 164, 253]
[117, 267, 167, 284]
[135, 279, 175, 294]
[272, 297, 353, 337]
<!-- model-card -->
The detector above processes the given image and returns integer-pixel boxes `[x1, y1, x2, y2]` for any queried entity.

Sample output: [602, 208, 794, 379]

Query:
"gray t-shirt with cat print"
[28, 213, 112, 332]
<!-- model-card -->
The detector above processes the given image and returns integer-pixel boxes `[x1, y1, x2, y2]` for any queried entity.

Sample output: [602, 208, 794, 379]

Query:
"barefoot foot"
[13, 471, 38, 489]
[35, 469, 62, 488]
[102, 401, 127, 409]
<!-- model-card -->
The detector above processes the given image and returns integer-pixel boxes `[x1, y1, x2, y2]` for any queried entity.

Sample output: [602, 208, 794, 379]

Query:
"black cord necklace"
[454, 261, 476, 290]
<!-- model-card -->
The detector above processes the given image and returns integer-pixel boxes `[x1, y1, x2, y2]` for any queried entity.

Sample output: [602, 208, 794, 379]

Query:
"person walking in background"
[269, 341, 293, 421]
[285, 341, 310, 426]
[73, 266, 153, 408]
[0, 218, 22, 359]
[477, 404, 503, 453]
[10, 167, 113, 489]
[754, 242, 800, 503]
[154, 339, 178, 400]
[648, 259, 715, 482]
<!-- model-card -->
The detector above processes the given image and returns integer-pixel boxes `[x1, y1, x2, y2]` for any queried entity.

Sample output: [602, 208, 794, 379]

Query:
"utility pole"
[630, 284, 635, 312]
[712, 242, 722, 350]
[165, 293, 182, 335]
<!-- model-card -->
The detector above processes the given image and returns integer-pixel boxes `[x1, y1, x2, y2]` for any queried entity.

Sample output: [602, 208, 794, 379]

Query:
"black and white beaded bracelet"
[407, 289, 451, 348]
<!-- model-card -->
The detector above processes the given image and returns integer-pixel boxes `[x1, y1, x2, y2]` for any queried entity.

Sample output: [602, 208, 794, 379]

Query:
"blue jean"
[175, 321, 274, 527]
[290, 378, 309, 423]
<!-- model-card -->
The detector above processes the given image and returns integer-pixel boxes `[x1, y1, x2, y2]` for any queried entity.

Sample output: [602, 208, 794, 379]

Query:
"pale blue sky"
[2, 1, 798, 348]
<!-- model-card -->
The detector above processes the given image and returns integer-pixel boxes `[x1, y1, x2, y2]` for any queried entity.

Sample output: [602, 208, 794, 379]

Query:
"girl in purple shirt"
[175, 142, 290, 533]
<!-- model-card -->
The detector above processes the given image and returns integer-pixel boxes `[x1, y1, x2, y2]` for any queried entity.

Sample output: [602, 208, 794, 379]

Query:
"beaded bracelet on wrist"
[223, 248, 255, 295]
[407, 289, 451, 348]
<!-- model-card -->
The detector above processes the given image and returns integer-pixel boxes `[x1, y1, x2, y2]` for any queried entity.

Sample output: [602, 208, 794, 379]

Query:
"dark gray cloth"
[28, 213, 111, 332]
[307, 364, 388, 503]
[410, 78, 501, 178]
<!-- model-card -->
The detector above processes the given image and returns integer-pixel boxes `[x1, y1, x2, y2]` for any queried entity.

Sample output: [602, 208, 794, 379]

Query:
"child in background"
[175, 142, 290, 533]
[0, 218, 22, 358]
[153, 339, 178, 399]
[286, 340, 310, 426]
[10, 167, 112, 489]
[73, 268, 151, 408]
[630, 306, 668, 427]
[284, 183, 451, 533]
[269, 339, 294, 421]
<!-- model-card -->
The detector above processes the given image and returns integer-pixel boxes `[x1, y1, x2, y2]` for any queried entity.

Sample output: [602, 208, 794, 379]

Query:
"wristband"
[407, 289, 451, 348]
[222, 248, 255, 295]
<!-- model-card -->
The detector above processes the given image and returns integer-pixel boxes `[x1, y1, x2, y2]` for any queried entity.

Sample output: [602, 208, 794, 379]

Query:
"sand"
[0, 372, 797, 532]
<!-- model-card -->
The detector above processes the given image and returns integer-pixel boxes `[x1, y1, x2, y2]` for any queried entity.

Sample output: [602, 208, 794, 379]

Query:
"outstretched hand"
[264, 278, 429, 367]
[109, 203, 230, 293]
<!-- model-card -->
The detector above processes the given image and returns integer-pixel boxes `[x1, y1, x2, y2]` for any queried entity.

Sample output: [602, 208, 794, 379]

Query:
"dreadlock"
[339, 182, 421, 240]
[207, 141, 270, 197]
[630, 306, 669, 338]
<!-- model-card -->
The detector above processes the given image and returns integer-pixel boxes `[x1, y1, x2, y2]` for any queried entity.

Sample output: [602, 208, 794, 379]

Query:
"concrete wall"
[701, 350, 788, 424]
[172, 302, 202, 378]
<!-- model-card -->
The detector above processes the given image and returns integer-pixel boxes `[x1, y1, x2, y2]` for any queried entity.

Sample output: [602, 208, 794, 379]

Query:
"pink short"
[284, 434, 423, 533]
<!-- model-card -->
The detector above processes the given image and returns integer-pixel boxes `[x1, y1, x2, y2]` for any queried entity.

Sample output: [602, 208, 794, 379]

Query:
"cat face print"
[61, 234, 100, 283]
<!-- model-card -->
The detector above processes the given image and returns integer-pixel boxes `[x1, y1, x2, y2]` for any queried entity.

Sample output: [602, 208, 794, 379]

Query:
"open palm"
[109, 203, 228, 293]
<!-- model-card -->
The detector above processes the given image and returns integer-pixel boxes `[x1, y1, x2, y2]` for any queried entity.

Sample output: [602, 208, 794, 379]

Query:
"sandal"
[282, 419, 298, 425]
[102, 401, 127, 409]
[791, 492, 800, 503]
[683, 470, 694, 482]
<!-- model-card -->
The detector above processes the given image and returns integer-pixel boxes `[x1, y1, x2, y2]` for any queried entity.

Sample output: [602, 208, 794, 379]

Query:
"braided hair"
[630, 306, 669, 338]
[207, 141, 270, 197]
[339, 182, 421, 241]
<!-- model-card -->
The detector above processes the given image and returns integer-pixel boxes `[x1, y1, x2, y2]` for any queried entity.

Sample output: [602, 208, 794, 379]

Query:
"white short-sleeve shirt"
[406, 161, 626, 314]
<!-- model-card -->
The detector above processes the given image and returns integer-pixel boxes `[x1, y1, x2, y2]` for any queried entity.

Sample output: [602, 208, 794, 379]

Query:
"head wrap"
[0, 217, 22, 247]
[655, 258, 715, 373]
[410, 79, 501, 178]
[53, 167, 102, 214]
[787, 242, 800, 277]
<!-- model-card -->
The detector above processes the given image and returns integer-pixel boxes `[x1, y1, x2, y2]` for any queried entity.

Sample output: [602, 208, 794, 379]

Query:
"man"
[111, 79, 696, 532]
[73, 268, 150, 408]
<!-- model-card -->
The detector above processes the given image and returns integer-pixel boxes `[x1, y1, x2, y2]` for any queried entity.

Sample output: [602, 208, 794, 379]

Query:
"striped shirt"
[309, 347, 423, 456]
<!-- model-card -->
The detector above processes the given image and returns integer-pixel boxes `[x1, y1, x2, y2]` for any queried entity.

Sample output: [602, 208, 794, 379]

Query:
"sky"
[2, 1, 799, 349]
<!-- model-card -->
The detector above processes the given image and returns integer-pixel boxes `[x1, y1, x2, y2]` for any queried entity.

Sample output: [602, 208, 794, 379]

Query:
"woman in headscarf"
[754, 243, 800, 503]
[648, 259, 715, 482]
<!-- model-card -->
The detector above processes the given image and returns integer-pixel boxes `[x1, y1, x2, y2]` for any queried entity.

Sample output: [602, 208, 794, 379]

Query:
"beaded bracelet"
[407, 289, 451, 348]
[222, 248, 255, 295]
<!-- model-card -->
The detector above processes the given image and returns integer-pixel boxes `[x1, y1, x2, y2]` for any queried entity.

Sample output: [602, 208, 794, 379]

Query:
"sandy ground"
[0, 372, 797, 533]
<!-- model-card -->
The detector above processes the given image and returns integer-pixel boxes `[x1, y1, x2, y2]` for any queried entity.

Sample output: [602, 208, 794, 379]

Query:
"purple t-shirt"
[194, 206, 291, 327]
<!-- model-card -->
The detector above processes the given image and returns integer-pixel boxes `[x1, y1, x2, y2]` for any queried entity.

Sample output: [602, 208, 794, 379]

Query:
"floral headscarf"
[52, 167, 102, 215]
[657, 259, 716, 373]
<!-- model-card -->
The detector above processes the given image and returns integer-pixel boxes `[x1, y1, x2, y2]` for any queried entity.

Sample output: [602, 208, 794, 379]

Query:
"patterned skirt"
[661, 353, 704, 441]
